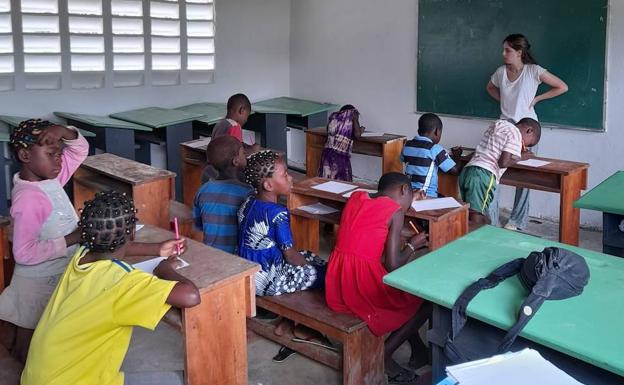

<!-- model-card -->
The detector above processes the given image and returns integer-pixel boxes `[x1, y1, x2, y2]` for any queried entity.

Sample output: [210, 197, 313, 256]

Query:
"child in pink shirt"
[0, 119, 88, 363]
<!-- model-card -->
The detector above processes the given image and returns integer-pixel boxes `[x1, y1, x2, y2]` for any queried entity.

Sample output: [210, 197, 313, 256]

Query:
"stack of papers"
[133, 256, 190, 275]
[343, 188, 377, 198]
[516, 159, 551, 167]
[411, 197, 461, 211]
[312, 181, 357, 194]
[297, 203, 339, 215]
[446, 348, 583, 385]
[360, 131, 385, 137]
[187, 137, 212, 148]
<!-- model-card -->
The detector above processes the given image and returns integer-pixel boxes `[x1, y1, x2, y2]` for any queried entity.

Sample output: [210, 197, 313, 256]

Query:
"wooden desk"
[55, 111, 150, 161]
[438, 153, 589, 246]
[180, 138, 211, 207]
[305, 127, 406, 178]
[126, 225, 260, 385]
[574, 171, 624, 256]
[289, 177, 468, 254]
[73, 153, 176, 229]
[110, 107, 203, 200]
[384, 226, 624, 385]
[176, 102, 227, 139]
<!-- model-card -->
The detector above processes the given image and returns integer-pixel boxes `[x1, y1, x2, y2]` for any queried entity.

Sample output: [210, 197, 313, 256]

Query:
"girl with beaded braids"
[0, 119, 88, 363]
[22, 191, 200, 385]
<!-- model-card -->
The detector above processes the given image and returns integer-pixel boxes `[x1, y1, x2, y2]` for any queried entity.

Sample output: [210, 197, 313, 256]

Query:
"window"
[1, 0, 215, 90]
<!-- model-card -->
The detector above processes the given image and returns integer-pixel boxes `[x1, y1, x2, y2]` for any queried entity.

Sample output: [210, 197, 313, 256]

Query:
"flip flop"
[291, 336, 339, 352]
[272, 346, 296, 363]
[387, 367, 419, 385]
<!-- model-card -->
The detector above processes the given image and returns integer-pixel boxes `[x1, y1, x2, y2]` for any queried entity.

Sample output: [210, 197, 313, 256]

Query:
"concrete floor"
[0, 215, 604, 385]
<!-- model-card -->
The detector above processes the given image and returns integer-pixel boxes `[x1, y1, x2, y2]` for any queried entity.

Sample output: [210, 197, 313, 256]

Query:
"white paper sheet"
[360, 131, 385, 137]
[133, 256, 190, 275]
[447, 348, 583, 385]
[297, 203, 339, 215]
[342, 188, 377, 198]
[311, 181, 357, 194]
[516, 159, 551, 167]
[135, 224, 144, 232]
[411, 197, 461, 211]
[187, 137, 212, 148]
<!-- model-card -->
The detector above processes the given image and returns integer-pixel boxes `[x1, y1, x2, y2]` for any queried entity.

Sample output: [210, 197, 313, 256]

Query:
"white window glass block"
[151, 37, 179, 53]
[24, 55, 61, 72]
[0, 0, 10, 13]
[0, 14, 10, 33]
[22, 15, 59, 33]
[152, 54, 180, 70]
[23, 35, 60, 53]
[0, 55, 13, 72]
[151, 19, 179, 36]
[186, 4, 213, 20]
[21, 0, 58, 14]
[112, 18, 143, 35]
[112, 0, 142, 16]
[114, 54, 144, 70]
[0, 35, 12, 53]
[68, 16, 103, 34]
[187, 38, 214, 54]
[187, 54, 214, 70]
[113, 36, 144, 53]
[68, 0, 102, 15]
[70, 35, 104, 53]
[150, 1, 179, 19]
[187, 21, 213, 37]
[71, 54, 105, 71]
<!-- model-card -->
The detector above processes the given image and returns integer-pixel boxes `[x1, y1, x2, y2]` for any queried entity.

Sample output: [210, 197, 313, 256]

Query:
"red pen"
[173, 217, 181, 256]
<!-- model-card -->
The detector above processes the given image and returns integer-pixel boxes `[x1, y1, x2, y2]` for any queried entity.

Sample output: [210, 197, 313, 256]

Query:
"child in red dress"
[325, 172, 430, 385]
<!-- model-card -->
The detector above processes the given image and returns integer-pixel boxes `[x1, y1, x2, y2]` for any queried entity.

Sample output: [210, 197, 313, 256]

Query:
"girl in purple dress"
[318, 105, 364, 181]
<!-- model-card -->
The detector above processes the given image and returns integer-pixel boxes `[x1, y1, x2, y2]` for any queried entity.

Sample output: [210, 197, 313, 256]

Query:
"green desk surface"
[384, 226, 624, 376]
[252, 97, 339, 116]
[54, 112, 151, 132]
[109, 107, 203, 129]
[574, 171, 624, 215]
[175, 102, 227, 125]
[0, 115, 96, 137]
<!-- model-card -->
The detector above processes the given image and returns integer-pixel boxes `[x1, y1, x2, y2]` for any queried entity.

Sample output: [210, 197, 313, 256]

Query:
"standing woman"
[485, 34, 568, 229]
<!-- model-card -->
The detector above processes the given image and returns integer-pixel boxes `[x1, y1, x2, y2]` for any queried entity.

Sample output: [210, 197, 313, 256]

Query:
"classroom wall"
[0, 0, 291, 118]
[290, 0, 622, 228]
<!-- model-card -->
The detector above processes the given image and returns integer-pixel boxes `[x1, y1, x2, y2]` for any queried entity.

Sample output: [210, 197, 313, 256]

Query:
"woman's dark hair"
[504, 34, 537, 65]
[78, 191, 138, 252]
[243, 150, 281, 189]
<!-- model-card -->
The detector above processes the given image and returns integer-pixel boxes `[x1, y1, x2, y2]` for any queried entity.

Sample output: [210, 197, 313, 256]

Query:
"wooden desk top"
[292, 177, 468, 222]
[80, 153, 176, 185]
[384, 226, 624, 376]
[110, 107, 203, 129]
[306, 127, 405, 144]
[574, 170, 624, 215]
[127, 225, 260, 294]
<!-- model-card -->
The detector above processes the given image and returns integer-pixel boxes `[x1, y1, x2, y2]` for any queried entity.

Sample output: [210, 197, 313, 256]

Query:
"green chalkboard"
[417, 0, 608, 130]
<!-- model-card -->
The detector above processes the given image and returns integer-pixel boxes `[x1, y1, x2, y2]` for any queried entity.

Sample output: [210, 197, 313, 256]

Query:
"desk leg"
[305, 112, 329, 129]
[165, 122, 193, 202]
[437, 173, 460, 200]
[246, 113, 288, 155]
[427, 207, 468, 250]
[305, 132, 324, 177]
[183, 278, 250, 385]
[559, 170, 586, 246]
[343, 326, 385, 385]
[103, 127, 136, 160]
[381, 139, 406, 174]
[288, 192, 320, 253]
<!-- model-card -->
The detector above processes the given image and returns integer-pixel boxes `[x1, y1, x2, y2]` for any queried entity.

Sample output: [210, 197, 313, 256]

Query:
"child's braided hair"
[9, 118, 54, 154]
[78, 191, 138, 253]
[244, 150, 280, 190]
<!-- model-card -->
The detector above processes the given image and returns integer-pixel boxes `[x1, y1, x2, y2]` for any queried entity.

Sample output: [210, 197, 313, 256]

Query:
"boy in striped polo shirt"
[459, 118, 541, 223]
[193, 136, 253, 254]
[401, 113, 461, 197]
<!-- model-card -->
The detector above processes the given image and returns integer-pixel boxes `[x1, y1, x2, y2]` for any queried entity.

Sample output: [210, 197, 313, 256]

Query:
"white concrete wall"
[290, 0, 622, 228]
[0, 0, 291, 117]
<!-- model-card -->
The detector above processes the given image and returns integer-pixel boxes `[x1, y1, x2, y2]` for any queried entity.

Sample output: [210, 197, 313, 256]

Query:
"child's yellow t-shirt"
[21, 246, 176, 385]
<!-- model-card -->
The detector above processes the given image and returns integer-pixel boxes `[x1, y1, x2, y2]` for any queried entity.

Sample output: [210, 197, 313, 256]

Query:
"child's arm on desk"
[125, 238, 186, 258]
[352, 112, 364, 139]
[154, 256, 201, 308]
[384, 211, 428, 272]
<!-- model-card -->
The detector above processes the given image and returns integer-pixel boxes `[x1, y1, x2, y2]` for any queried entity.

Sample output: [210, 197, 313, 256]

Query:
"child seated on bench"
[325, 172, 430, 385]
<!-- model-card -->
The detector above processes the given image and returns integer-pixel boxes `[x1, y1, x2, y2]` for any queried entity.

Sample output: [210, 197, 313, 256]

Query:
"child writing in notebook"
[21, 191, 200, 385]
[402, 113, 462, 197]
[0, 119, 88, 363]
[194, 136, 253, 254]
[459, 118, 541, 223]
[318, 104, 364, 182]
[212, 93, 261, 154]
[325, 172, 430, 385]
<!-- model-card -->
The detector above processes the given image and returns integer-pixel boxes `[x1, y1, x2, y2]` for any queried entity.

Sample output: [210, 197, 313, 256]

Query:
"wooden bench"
[247, 290, 385, 385]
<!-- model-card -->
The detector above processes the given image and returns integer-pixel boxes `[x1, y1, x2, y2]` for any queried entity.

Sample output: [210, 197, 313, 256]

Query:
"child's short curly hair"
[78, 191, 138, 253]
[9, 119, 54, 154]
[243, 150, 280, 189]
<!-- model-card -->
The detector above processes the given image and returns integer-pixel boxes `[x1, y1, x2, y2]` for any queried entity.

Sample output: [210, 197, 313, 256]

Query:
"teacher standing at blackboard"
[485, 34, 568, 230]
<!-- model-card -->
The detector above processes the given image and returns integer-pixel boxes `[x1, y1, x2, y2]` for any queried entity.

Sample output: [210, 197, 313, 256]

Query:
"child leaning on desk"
[212, 93, 261, 155]
[21, 191, 200, 385]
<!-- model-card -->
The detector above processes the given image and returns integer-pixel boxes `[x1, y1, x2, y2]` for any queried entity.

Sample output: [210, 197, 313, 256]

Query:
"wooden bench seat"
[247, 290, 385, 385]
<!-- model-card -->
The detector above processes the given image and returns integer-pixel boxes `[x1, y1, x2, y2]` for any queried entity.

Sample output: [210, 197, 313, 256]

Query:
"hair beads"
[9, 118, 54, 152]
[244, 150, 280, 189]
